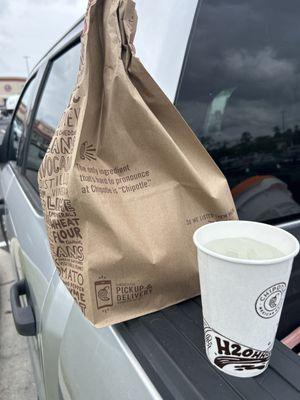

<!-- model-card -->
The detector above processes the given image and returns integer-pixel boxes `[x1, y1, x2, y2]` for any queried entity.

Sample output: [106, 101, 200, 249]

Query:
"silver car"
[2, 1, 300, 399]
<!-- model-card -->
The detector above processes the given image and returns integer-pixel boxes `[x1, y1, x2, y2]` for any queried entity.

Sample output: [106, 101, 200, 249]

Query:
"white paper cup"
[193, 220, 299, 378]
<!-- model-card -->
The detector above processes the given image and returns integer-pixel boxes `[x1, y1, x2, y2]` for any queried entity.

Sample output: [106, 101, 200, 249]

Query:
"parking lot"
[0, 244, 36, 399]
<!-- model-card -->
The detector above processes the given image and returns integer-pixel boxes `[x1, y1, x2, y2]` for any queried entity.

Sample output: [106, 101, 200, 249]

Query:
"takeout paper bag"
[38, 0, 237, 327]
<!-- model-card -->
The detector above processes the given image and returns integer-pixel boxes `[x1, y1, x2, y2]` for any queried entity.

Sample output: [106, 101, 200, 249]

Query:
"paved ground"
[0, 247, 37, 399]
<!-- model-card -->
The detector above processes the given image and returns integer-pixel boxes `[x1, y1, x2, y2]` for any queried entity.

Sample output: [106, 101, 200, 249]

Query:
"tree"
[241, 131, 252, 144]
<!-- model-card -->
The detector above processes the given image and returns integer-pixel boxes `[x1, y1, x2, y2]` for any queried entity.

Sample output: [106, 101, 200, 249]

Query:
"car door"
[1, 72, 45, 398]
[22, 41, 82, 400]
[1, 68, 50, 399]
[2, 40, 81, 400]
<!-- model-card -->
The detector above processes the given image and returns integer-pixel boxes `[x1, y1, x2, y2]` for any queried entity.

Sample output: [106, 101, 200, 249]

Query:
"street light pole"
[281, 110, 286, 133]
[23, 56, 31, 76]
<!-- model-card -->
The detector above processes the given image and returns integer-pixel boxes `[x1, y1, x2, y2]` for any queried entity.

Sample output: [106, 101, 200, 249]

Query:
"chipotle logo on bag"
[95, 280, 113, 309]
[95, 278, 153, 311]
[38, 0, 237, 328]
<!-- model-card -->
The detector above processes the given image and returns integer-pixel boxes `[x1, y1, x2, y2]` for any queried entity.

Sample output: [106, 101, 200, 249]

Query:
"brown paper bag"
[38, 0, 237, 327]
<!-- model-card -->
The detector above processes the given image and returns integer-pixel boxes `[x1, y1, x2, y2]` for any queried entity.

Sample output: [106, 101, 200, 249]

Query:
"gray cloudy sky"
[0, 0, 86, 77]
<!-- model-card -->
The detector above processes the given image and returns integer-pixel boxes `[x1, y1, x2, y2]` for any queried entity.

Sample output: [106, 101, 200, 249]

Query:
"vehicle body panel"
[135, 0, 198, 100]
[2, 164, 49, 399]
[58, 303, 162, 400]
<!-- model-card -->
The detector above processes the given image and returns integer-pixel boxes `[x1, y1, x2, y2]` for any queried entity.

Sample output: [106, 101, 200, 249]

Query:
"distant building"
[0, 77, 26, 110]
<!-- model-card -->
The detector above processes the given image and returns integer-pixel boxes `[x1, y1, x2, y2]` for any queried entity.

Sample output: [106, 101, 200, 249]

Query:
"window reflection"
[176, 0, 300, 221]
[26, 44, 80, 190]
[10, 78, 36, 161]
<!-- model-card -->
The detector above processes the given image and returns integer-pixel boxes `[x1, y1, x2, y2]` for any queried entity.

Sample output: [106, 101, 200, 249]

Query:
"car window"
[9, 77, 36, 162]
[25, 43, 80, 191]
[176, 0, 300, 223]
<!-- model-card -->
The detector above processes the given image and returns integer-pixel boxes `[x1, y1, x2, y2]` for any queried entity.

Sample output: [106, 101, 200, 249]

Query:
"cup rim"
[193, 220, 300, 265]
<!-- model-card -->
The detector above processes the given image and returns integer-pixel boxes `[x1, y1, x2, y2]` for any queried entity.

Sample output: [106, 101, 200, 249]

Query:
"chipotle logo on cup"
[255, 282, 286, 319]
[193, 220, 299, 378]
